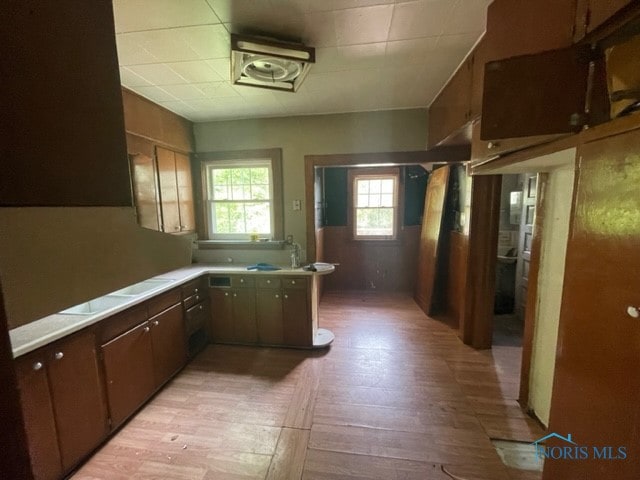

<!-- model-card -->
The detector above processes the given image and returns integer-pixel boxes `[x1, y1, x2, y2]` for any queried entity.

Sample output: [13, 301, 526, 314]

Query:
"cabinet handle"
[291, 280, 296, 285]
[195, 288, 199, 294]
[627, 306, 639, 318]
[487, 141, 500, 150]
[267, 280, 271, 284]
[240, 279, 244, 283]
[54, 352, 64, 361]
[144, 326, 150, 333]
[284, 294, 288, 299]
[33, 361, 43, 371]
[233, 293, 237, 297]
[199, 305, 203, 311]
[195, 295, 200, 301]
[153, 320, 159, 326]
[224, 292, 229, 297]
[275, 294, 279, 298]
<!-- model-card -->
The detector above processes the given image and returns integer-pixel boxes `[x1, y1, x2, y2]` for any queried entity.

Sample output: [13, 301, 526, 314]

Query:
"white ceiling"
[113, 0, 489, 122]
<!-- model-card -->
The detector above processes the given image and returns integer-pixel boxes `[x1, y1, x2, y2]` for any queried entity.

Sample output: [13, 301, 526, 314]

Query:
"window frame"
[198, 149, 283, 241]
[349, 167, 401, 241]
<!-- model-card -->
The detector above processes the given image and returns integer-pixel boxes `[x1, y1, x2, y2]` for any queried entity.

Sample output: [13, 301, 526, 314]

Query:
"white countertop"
[10, 263, 334, 358]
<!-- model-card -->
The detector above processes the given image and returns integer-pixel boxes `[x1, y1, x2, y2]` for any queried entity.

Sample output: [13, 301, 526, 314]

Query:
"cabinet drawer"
[181, 277, 206, 300]
[99, 304, 147, 344]
[147, 288, 181, 317]
[283, 277, 307, 289]
[231, 276, 255, 288]
[184, 292, 206, 310]
[185, 301, 208, 336]
[256, 277, 281, 289]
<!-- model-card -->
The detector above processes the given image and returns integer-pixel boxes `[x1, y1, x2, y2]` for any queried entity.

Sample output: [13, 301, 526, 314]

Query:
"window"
[200, 149, 283, 241]
[351, 169, 399, 240]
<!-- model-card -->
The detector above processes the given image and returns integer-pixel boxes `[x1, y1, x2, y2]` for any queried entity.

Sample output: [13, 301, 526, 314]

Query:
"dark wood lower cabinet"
[15, 330, 108, 479]
[232, 289, 257, 343]
[101, 321, 155, 427]
[150, 303, 186, 387]
[15, 352, 62, 480]
[210, 289, 234, 342]
[256, 290, 284, 344]
[283, 288, 311, 347]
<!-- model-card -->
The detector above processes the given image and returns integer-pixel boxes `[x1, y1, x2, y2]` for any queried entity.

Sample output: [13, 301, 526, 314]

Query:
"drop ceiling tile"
[119, 67, 153, 87]
[199, 82, 240, 98]
[334, 5, 394, 45]
[115, 35, 160, 65]
[121, 25, 229, 64]
[388, 0, 455, 41]
[127, 63, 189, 86]
[307, 0, 394, 12]
[159, 100, 197, 117]
[159, 84, 208, 100]
[444, 0, 488, 35]
[337, 43, 387, 69]
[113, 0, 221, 33]
[130, 85, 179, 103]
[303, 11, 338, 47]
[165, 61, 224, 83]
[436, 32, 481, 57]
[385, 37, 439, 65]
[233, 84, 281, 97]
[205, 59, 231, 80]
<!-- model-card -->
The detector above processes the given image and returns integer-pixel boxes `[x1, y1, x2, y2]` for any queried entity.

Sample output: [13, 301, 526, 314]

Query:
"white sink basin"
[110, 278, 173, 296]
[311, 262, 335, 272]
[60, 295, 130, 315]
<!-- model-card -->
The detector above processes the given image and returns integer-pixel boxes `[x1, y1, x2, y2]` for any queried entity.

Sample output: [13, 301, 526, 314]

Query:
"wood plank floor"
[72, 292, 544, 480]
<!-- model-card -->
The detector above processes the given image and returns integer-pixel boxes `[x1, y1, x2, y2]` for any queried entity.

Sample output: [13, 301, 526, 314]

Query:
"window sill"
[197, 240, 285, 250]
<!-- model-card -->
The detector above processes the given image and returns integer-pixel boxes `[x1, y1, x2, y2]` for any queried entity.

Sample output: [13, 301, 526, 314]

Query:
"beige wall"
[193, 109, 428, 262]
[528, 158, 575, 426]
[0, 208, 192, 329]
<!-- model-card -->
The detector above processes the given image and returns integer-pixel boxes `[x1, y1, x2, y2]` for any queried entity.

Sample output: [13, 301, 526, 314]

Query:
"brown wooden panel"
[544, 127, 640, 479]
[2, 0, 130, 207]
[445, 231, 468, 327]
[428, 56, 473, 147]
[98, 304, 148, 344]
[257, 277, 282, 289]
[185, 301, 208, 336]
[47, 330, 108, 471]
[15, 352, 62, 480]
[586, 0, 634, 34]
[181, 277, 207, 300]
[156, 146, 180, 233]
[482, 46, 591, 140]
[209, 289, 234, 342]
[256, 290, 284, 345]
[414, 166, 450, 315]
[175, 152, 196, 232]
[283, 288, 311, 347]
[150, 303, 186, 387]
[130, 153, 161, 231]
[146, 288, 181, 318]
[232, 289, 257, 344]
[101, 321, 155, 427]
[232, 276, 256, 289]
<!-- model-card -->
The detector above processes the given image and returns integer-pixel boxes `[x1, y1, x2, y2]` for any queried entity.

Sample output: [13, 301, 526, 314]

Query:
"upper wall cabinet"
[428, 55, 474, 148]
[2, 1, 131, 207]
[156, 147, 196, 234]
[574, 0, 636, 41]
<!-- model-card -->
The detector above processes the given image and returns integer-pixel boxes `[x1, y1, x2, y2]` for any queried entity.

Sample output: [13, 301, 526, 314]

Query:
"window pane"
[213, 185, 228, 200]
[357, 180, 369, 194]
[368, 193, 381, 207]
[231, 186, 244, 200]
[370, 180, 381, 194]
[252, 184, 269, 200]
[250, 167, 269, 185]
[381, 179, 394, 194]
[357, 194, 369, 207]
[213, 203, 231, 233]
[212, 168, 231, 186]
[356, 207, 394, 236]
[245, 202, 271, 234]
[380, 193, 393, 207]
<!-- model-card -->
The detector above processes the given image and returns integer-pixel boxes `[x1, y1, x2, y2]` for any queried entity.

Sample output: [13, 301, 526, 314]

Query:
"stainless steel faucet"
[286, 235, 301, 268]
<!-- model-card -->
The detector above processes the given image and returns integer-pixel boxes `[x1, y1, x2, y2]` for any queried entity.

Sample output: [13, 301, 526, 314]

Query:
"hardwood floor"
[72, 291, 544, 480]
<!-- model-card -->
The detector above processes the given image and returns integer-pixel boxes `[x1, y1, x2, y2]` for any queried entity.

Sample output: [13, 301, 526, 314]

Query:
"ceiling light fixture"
[231, 34, 315, 93]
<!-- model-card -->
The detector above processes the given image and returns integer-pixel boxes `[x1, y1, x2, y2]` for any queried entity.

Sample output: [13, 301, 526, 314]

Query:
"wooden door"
[101, 321, 155, 427]
[256, 290, 284, 344]
[15, 352, 62, 480]
[150, 303, 186, 387]
[283, 288, 311, 347]
[210, 289, 234, 342]
[174, 152, 195, 232]
[47, 331, 109, 471]
[414, 165, 450, 315]
[129, 153, 161, 231]
[232, 289, 257, 344]
[515, 174, 537, 320]
[544, 128, 640, 479]
[156, 146, 180, 233]
[481, 45, 591, 140]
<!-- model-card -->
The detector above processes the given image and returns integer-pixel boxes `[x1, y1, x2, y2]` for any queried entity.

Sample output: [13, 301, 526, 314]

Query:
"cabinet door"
[101, 321, 155, 427]
[256, 290, 283, 345]
[210, 289, 234, 342]
[174, 152, 195, 232]
[15, 353, 62, 480]
[47, 331, 109, 471]
[575, 0, 634, 39]
[481, 45, 591, 140]
[150, 303, 186, 387]
[129, 153, 161, 231]
[282, 288, 311, 347]
[232, 289, 257, 344]
[156, 146, 180, 233]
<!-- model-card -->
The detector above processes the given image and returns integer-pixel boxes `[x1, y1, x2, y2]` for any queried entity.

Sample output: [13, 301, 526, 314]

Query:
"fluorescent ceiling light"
[231, 34, 315, 93]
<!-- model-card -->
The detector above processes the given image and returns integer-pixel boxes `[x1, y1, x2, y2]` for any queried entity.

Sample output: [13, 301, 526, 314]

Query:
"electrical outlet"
[292, 200, 301, 211]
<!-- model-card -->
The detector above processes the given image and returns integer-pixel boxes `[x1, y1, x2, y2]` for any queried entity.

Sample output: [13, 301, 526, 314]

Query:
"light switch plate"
[293, 200, 301, 210]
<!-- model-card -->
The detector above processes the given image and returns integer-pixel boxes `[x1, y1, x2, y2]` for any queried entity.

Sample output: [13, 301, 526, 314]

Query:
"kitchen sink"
[60, 295, 131, 315]
[110, 278, 173, 296]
